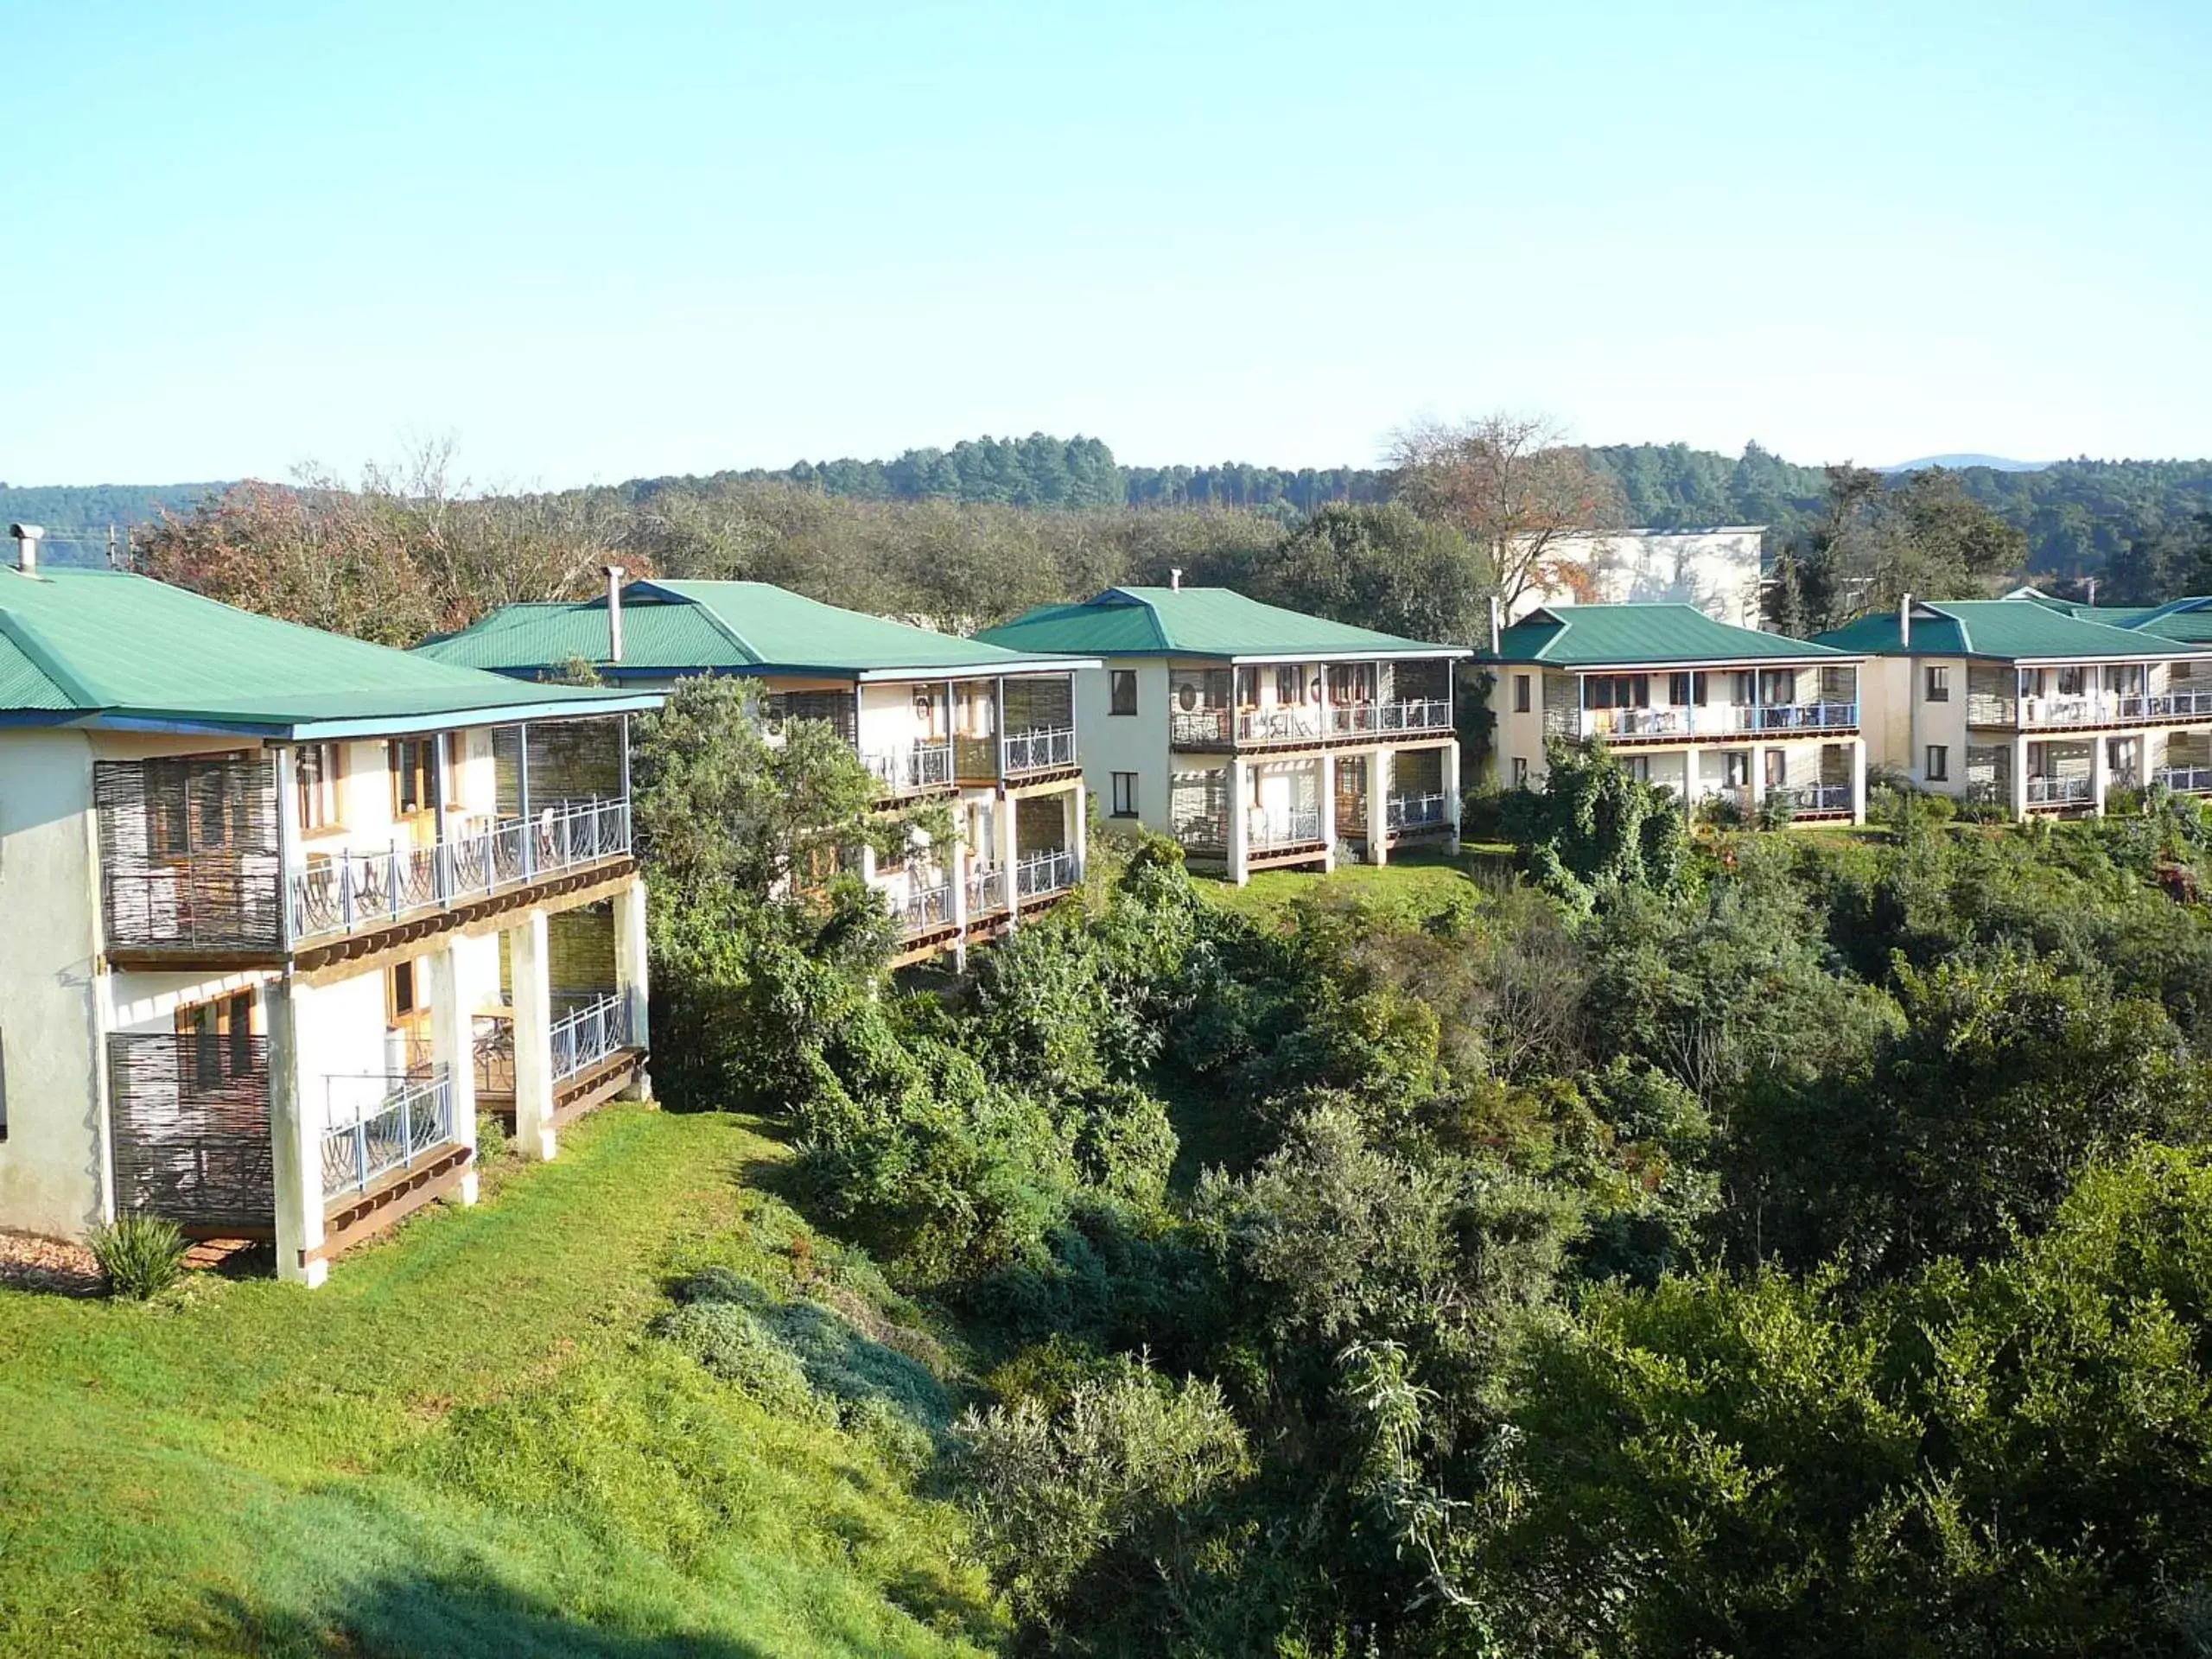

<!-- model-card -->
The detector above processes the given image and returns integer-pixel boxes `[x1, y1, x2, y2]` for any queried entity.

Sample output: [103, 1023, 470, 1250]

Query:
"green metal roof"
[417, 580, 1084, 679]
[1489, 604, 1856, 668]
[2002, 590, 2212, 646]
[1814, 597, 2212, 662]
[975, 586, 1467, 659]
[0, 566, 657, 735]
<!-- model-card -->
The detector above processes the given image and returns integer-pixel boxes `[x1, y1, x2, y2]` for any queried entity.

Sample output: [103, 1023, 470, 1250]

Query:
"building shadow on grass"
[177, 1576, 773, 1659]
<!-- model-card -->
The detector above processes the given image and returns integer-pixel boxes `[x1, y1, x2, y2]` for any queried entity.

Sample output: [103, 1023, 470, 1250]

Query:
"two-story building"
[0, 536, 660, 1286]
[416, 577, 1097, 964]
[1485, 603, 1870, 823]
[1815, 594, 2212, 815]
[974, 584, 1471, 884]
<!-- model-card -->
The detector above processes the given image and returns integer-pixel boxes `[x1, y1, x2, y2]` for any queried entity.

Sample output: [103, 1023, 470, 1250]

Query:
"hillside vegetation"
[0, 1105, 1000, 1658]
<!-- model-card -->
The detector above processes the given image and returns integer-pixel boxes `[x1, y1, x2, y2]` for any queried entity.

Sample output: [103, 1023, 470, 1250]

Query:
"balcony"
[1015, 847, 1077, 900]
[321, 1069, 459, 1204]
[1576, 702, 1858, 741]
[863, 741, 954, 796]
[1170, 699, 1454, 751]
[551, 988, 638, 1083]
[1249, 805, 1323, 849]
[1970, 688, 2212, 730]
[2157, 766, 2212, 794]
[894, 880, 955, 939]
[1001, 725, 1077, 776]
[968, 861, 1009, 918]
[1765, 783, 1854, 816]
[2025, 775, 2094, 807]
[1385, 791, 1450, 832]
[287, 799, 632, 944]
[1329, 698, 1453, 738]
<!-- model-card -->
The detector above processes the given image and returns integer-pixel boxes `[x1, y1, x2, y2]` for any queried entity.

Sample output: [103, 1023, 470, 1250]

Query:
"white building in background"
[1510, 526, 1770, 630]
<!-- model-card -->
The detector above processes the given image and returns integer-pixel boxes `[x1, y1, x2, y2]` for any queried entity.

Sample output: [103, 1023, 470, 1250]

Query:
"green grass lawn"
[0, 1105, 1001, 1658]
[1198, 842, 1502, 928]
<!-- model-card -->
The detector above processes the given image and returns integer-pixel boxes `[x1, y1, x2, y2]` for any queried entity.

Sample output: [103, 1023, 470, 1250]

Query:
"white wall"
[292, 969, 396, 1134]
[0, 728, 106, 1236]
[1070, 659, 1172, 834]
[1513, 529, 1767, 628]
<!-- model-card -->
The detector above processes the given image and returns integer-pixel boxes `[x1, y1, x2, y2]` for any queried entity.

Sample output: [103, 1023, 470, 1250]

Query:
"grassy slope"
[0, 1106, 1001, 1659]
[1198, 842, 1503, 928]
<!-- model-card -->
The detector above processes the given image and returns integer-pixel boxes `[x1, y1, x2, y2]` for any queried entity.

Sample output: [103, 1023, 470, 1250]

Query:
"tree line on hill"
[25, 425, 2212, 604]
[626, 682, 2212, 1656]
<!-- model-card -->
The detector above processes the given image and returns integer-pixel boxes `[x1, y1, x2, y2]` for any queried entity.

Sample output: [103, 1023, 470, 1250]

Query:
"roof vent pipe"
[604, 565, 626, 664]
[1168, 568, 1182, 592]
[9, 523, 42, 574]
[1899, 591, 1912, 651]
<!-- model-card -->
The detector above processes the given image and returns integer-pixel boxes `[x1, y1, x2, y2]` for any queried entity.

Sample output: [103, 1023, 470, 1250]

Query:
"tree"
[1767, 464, 2026, 631]
[1387, 413, 1626, 610]
[1497, 739, 1688, 911]
[1247, 501, 1488, 645]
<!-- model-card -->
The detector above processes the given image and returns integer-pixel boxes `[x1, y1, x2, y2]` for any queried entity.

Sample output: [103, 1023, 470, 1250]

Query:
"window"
[1109, 671, 1138, 716]
[1926, 744, 1950, 781]
[1514, 675, 1531, 714]
[1510, 756, 1529, 787]
[296, 741, 340, 832]
[1723, 753, 1751, 787]
[175, 991, 256, 1090]
[2056, 665, 2087, 696]
[1587, 674, 1649, 709]
[1275, 664, 1301, 706]
[1110, 772, 1139, 817]
[390, 737, 434, 817]
[388, 960, 419, 1022]
[1925, 664, 1950, 702]
[1668, 671, 1698, 706]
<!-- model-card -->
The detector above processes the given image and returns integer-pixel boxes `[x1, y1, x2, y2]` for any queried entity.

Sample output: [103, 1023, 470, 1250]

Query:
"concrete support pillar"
[1441, 741, 1463, 842]
[1227, 758, 1251, 886]
[2012, 732, 2031, 820]
[613, 875, 652, 1098]
[2092, 735, 2111, 817]
[1850, 739, 1868, 826]
[511, 909, 556, 1161]
[950, 836, 970, 974]
[429, 940, 480, 1207]
[268, 976, 327, 1287]
[1068, 780, 1088, 881]
[1681, 747, 1700, 807]
[1319, 753, 1338, 873]
[1366, 748, 1389, 866]
[1749, 743, 1767, 819]
[997, 790, 1020, 931]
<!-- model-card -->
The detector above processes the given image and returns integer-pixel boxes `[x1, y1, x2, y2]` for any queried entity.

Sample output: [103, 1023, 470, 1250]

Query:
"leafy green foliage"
[86, 1213, 188, 1300]
[1500, 739, 1688, 909]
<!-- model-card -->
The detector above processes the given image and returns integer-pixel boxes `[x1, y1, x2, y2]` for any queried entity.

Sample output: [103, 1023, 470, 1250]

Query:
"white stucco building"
[419, 577, 1098, 967]
[977, 585, 1472, 884]
[1511, 526, 1770, 629]
[0, 532, 658, 1285]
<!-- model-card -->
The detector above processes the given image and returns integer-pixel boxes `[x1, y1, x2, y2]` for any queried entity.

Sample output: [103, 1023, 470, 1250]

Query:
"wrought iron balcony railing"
[286, 798, 632, 943]
[1249, 806, 1323, 849]
[1385, 791, 1449, 830]
[1330, 698, 1453, 737]
[2025, 774, 2094, 805]
[1001, 726, 1077, 774]
[1015, 848, 1077, 899]
[551, 988, 636, 1082]
[321, 1068, 457, 1201]
[1764, 783, 1853, 814]
[967, 862, 1009, 917]
[862, 741, 955, 794]
[895, 881, 955, 938]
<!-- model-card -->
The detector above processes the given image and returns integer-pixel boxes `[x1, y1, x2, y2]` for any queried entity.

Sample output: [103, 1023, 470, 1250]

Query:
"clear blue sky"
[4, 0, 2209, 487]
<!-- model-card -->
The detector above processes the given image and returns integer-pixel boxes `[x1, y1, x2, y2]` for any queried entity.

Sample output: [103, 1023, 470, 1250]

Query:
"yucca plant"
[87, 1215, 188, 1301]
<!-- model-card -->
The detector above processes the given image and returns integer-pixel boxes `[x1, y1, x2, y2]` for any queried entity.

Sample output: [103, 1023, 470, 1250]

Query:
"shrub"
[474, 1111, 512, 1164]
[87, 1215, 188, 1300]
[652, 1300, 820, 1418]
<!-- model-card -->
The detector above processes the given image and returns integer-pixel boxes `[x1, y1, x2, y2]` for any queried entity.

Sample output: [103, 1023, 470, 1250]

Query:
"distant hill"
[1883, 454, 2050, 474]
[0, 480, 226, 567]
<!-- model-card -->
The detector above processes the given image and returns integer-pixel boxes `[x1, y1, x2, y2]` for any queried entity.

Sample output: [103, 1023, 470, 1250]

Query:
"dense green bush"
[87, 1214, 188, 1300]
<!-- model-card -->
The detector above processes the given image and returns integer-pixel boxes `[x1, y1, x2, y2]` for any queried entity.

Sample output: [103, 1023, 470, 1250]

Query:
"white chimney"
[1169, 568, 1182, 592]
[603, 565, 626, 664]
[9, 523, 44, 574]
[1489, 594, 1503, 654]
[1899, 592, 1912, 651]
